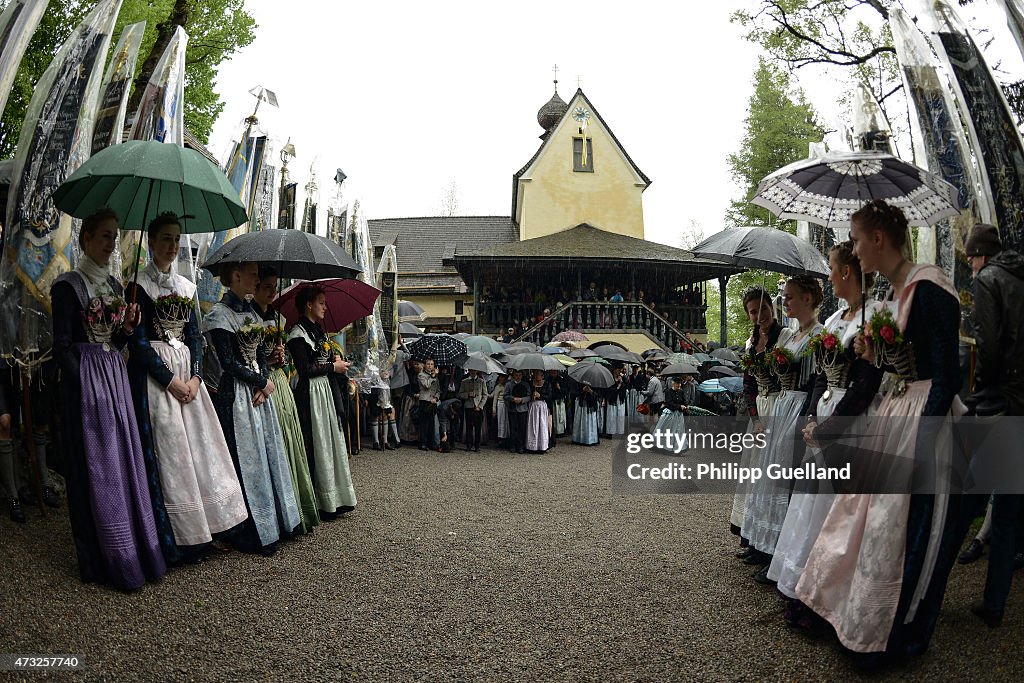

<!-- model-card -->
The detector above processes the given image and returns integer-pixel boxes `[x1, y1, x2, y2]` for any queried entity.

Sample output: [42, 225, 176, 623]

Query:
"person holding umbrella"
[457, 369, 488, 452]
[654, 375, 688, 453]
[572, 382, 601, 446]
[52, 208, 166, 590]
[417, 359, 441, 451]
[505, 369, 531, 454]
[251, 267, 320, 533]
[525, 370, 551, 454]
[204, 261, 301, 555]
[125, 213, 249, 563]
[603, 367, 628, 439]
[546, 369, 566, 447]
[286, 286, 358, 519]
[795, 200, 964, 664]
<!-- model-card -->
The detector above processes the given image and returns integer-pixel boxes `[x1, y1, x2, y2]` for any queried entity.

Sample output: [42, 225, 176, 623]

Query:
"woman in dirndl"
[546, 369, 566, 446]
[767, 241, 883, 626]
[287, 286, 358, 519]
[795, 200, 966, 665]
[741, 275, 826, 583]
[653, 375, 688, 453]
[572, 382, 600, 446]
[731, 288, 783, 558]
[603, 366, 627, 437]
[52, 209, 166, 590]
[251, 267, 320, 533]
[525, 370, 551, 453]
[205, 262, 301, 555]
[126, 214, 248, 562]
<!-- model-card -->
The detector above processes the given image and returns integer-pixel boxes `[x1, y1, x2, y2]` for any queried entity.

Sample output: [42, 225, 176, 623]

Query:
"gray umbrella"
[398, 300, 427, 322]
[691, 226, 829, 278]
[504, 341, 539, 355]
[660, 363, 700, 377]
[504, 352, 564, 373]
[399, 322, 423, 339]
[461, 351, 506, 375]
[708, 365, 739, 378]
[752, 150, 960, 229]
[710, 348, 740, 362]
[569, 348, 599, 359]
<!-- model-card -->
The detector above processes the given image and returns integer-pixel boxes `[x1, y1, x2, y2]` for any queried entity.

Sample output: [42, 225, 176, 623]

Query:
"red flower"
[822, 334, 837, 350]
[880, 325, 896, 345]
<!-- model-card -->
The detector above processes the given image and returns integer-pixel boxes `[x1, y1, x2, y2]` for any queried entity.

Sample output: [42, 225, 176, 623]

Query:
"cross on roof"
[552, 63, 559, 86]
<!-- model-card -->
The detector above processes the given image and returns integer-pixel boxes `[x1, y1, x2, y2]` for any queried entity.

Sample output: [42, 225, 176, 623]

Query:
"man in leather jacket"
[963, 223, 1024, 628]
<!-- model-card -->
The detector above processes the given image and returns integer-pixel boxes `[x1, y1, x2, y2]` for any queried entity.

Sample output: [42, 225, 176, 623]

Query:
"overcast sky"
[207, 1, 1023, 248]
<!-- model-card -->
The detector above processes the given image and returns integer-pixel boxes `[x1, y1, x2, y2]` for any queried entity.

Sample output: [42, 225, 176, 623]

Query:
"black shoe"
[8, 498, 25, 524]
[958, 538, 984, 564]
[1014, 552, 1024, 571]
[42, 486, 60, 508]
[743, 550, 770, 565]
[735, 547, 754, 559]
[752, 566, 776, 585]
[970, 601, 1003, 628]
[419, 446, 428, 451]
[385, 443, 396, 450]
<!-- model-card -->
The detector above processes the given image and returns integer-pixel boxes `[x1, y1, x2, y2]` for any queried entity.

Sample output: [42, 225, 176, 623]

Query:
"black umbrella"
[708, 365, 739, 378]
[660, 363, 700, 377]
[569, 348, 599, 359]
[642, 349, 668, 361]
[408, 334, 468, 365]
[504, 352, 564, 373]
[751, 150, 960, 229]
[567, 361, 615, 388]
[202, 229, 362, 280]
[690, 226, 829, 278]
[461, 351, 506, 375]
[592, 344, 644, 364]
[710, 348, 740, 362]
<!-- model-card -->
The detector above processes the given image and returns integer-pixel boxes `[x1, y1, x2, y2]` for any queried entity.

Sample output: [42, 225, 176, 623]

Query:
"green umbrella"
[52, 140, 247, 232]
[464, 335, 504, 355]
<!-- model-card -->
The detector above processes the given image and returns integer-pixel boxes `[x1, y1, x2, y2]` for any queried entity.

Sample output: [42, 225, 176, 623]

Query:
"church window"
[572, 138, 593, 172]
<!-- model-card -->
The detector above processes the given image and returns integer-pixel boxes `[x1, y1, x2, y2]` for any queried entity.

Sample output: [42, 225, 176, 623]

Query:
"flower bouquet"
[865, 307, 915, 392]
[154, 294, 193, 347]
[237, 317, 266, 369]
[261, 324, 284, 357]
[739, 352, 765, 374]
[768, 346, 798, 391]
[83, 295, 127, 345]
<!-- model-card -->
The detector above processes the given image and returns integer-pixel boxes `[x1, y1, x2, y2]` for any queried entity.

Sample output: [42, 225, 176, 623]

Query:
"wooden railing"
[480, 300, 706, 335]
[508, 301, 702, 352]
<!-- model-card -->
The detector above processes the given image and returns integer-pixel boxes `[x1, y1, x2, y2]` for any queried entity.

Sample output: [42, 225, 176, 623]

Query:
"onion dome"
[537, 84, 568, 133]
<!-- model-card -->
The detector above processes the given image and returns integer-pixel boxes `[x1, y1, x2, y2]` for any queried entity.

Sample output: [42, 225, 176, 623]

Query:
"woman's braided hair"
[830, 240, 875, 290]
[851, 199, 909, 249]
[786, 274, 824, 309]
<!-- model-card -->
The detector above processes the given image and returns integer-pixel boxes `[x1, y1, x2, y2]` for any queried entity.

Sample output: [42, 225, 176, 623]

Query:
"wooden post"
[20, 367, 45, 516]
[718, 275, 729, 346]
[471, 264, 479, 335]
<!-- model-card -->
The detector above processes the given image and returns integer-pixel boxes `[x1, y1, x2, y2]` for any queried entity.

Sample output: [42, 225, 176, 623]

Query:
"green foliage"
[0, 0, 255, 157]
[718, 59, 825, 347]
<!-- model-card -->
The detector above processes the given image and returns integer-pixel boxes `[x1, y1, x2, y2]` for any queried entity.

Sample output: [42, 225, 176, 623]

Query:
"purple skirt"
[79, 343, 166, 590]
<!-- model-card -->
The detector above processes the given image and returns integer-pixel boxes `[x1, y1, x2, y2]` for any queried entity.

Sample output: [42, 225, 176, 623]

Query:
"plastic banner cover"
[342, 198, 387, 391]
[0, 0, 123, 357]
[0, 0, 50, 123]
[91, 21, 145, 154]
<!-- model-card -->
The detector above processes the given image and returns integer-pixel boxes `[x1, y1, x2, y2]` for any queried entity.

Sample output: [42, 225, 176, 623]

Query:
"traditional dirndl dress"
[553, 399, 567, 435]
[768, 307, 877, 596]
[741, 325, 821, 555]
[526, 399, 550, 452]
[653, 408, 687, 453]
[606, 399, 626, 435]
[495, 385, 510, 440]
[572, 396, 599, 445]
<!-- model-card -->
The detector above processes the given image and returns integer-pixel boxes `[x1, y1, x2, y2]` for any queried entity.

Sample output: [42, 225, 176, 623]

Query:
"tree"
[439, 178, 460, 217]
[677, 219, 705, 250]
[0, 0, 255, 156]
[718, 59, 826, 346]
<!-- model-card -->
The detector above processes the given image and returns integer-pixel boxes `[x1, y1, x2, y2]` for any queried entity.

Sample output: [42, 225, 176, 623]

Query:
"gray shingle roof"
[367, 216, 517, 292]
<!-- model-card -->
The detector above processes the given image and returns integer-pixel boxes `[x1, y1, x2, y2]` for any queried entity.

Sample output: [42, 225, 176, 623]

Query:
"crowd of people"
[481, 282, 706, 333]
[4, 198, 1019, 672]
[729, 199, 1024, 667]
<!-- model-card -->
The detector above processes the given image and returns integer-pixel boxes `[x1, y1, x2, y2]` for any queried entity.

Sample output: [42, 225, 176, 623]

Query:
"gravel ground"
[1, 439, 1022, 682]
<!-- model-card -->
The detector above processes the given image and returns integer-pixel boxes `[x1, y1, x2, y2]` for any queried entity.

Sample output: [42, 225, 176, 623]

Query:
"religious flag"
[0, 0, 123, 356]
[91, 21, 145, 154]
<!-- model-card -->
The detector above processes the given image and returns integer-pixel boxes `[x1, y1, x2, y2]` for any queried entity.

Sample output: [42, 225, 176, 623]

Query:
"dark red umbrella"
[272, 278, 381, 333]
